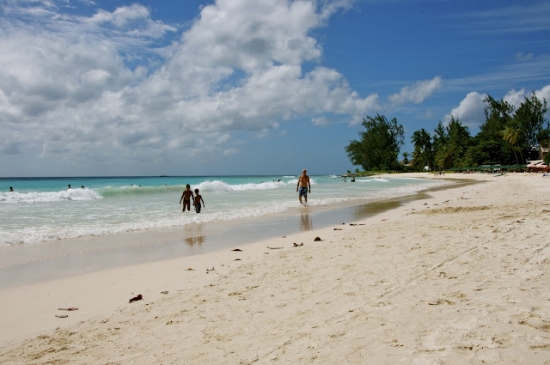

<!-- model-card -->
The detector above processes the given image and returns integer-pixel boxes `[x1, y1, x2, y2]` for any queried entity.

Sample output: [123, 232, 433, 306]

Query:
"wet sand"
[2, 172, 550, 364]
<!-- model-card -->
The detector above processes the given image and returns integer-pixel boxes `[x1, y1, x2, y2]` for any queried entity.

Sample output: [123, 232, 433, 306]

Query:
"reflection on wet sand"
[185, 235, 205, 246]
[351, 194, 427, 220]
[299, 214, 313, 231]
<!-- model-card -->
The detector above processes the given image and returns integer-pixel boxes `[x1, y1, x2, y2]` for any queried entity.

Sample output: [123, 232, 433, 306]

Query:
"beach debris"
[428, 299, 440, 305]
[129, 294, 143, 303]
[293, 242, 304, 247]
[231, 248, 242, 252]
[206, 267, 215, 273]
[234, 258, 241, 261]
[333, 228, 342, 230]
[314, 237, 321, 241]
[349, 223, 356, 226]
[55, 314, 69, 319]
[160, 291, 169, 294]
[267, 245, 284, 249]
[282, 236, 286, 238]
[186, 268, 195, 271]
[58, 307, 79, 311]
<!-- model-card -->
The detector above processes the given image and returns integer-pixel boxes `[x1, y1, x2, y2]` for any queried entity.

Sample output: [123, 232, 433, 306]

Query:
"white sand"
[2, 172, 550, 364]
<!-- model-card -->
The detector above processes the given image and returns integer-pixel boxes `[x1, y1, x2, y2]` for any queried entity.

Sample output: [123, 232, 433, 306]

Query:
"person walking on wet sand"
[179, 184, 194, 212]
[193, 189, 205, 213]
[296, 169, 311, 205]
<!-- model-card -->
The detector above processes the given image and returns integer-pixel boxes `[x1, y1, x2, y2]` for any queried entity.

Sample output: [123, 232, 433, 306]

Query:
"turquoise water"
[0, 175, 443, 246]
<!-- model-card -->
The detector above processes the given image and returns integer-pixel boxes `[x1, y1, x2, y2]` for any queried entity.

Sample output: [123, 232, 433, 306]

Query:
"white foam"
[355, 178, 389, 183]
[0, 176, 447, 246]
[195, 180, 288, 192]
[287, 178, 316, 186]
[0, 189, 102, 204]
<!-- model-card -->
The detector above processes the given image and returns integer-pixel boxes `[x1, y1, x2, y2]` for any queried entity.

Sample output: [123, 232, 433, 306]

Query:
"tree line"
[345, 93, 549, 171]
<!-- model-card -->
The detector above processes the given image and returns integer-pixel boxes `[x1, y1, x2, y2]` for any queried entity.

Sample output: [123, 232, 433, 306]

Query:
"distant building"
[540, 144, 549, 160]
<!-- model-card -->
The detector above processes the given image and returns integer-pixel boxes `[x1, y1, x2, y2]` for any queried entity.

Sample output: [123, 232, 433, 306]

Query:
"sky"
[1, 0, 550, 177]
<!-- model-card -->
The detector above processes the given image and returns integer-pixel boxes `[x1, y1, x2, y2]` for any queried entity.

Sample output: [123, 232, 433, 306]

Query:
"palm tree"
[411, 128, 432, 171]
[402, 152, 410, 165]
[501, 122, 522, 164]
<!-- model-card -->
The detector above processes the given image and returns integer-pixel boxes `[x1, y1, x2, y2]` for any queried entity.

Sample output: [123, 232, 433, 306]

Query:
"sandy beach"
[2, 172, 550, 364]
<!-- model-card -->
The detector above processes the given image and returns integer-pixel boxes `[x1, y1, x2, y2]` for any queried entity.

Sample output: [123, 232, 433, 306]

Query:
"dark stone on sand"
[129, 294, 143, 303]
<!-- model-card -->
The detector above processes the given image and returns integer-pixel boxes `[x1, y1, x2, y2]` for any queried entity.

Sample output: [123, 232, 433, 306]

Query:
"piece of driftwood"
[266, 245, 284, 249]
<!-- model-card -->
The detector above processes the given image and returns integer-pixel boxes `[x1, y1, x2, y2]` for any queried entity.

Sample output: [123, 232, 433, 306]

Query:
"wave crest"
[195, 180, 287, 192]
[0, 189, 103, 203]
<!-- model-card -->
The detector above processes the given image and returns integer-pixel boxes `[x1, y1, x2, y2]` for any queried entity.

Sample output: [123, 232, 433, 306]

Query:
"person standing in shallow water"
[193, 189, 205, 213]
[296, 169, 311, 205]
[179, 184, 194, 212]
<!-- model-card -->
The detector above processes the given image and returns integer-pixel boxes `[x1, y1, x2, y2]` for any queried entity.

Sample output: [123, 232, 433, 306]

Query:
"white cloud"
[389, 76, 442, 105]
[460, 2, 550, 34]
[444, 85, 550, 129]
[312, 116, 329, 126]
[503, 88, 526, 109]
[88, 4, 177, 38]
[535, 85, 550, 105]
[0, 0, 378, 167]
[444, 91, 486, 128]
[515, 52, 534, 62]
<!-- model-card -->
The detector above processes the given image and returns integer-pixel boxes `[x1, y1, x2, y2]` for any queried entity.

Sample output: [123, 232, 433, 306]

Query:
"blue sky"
[1, 0, 549, 177]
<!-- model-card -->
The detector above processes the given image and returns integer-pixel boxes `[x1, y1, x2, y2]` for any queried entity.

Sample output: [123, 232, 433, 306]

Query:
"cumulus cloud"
[0, 0, 380, 165]
[444, 91, 487, 128]
[389, 77, 442, 105]
[535, 85, 550, 104]
[445, 85, 550, 129]
[503, 88, 527, 109]
[88, 4, 177, 38]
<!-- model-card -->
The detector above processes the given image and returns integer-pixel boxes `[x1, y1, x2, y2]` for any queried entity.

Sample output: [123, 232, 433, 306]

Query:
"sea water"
[0, 175, 444, 247]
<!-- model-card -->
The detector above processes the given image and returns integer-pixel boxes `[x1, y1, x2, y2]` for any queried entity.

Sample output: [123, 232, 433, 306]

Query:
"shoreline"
[4, 172, 549, 364]
[0, 174, 462, 290]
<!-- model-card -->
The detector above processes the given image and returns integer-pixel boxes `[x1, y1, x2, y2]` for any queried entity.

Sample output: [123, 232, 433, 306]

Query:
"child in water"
[179, 184, 194, 212]
[193, 189, 205, 213]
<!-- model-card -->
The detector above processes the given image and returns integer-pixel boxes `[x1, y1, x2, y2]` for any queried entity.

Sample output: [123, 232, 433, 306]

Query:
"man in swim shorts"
[179, 184, 194, 212]
[296, 169, 311, 204]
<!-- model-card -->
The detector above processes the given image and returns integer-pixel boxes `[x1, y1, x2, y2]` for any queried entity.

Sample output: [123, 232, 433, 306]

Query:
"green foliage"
[434, 116, 471, 169]
[411, 128, 433, 170]
[345, 114, 405, 171]
[515, 92, 548, 148]
[408, 91, 548, 170]
[402, 152, 410, 165]
[479, 95, 514, 141]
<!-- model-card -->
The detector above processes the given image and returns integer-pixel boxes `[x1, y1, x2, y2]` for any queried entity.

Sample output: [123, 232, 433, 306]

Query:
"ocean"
[0, 175, 445, 247]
